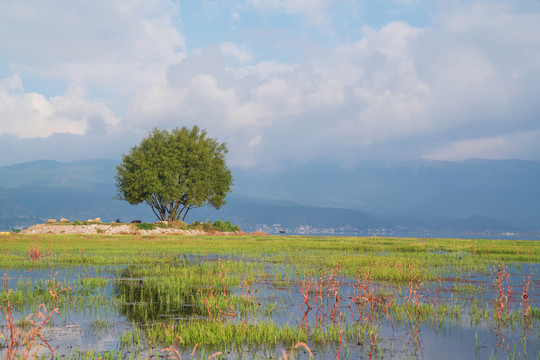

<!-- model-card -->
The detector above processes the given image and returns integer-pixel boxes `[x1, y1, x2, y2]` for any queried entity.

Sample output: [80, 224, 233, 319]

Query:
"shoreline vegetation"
[18, 219, 243, 236]
[1, 233, 539, 359]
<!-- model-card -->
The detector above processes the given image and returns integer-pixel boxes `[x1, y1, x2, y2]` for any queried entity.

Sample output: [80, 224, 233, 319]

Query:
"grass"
[135, 223, 155, 230]
[0, 233, 539, 359]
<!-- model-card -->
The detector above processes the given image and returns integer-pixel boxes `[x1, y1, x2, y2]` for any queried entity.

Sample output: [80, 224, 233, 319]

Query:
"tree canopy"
[115, 126, 233, 222]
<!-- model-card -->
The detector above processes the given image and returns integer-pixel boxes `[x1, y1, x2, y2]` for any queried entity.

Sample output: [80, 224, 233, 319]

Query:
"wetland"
[1, 234, 539, 359]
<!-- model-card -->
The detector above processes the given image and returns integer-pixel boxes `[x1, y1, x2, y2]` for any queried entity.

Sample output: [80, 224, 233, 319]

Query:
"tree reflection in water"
[114, 265, 206, 324]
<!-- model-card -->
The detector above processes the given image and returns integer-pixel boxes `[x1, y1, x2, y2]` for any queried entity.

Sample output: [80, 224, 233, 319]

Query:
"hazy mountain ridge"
[0, 159, 117, 188]
[232, 159, 540, 230]
[0, 159, 538, 234]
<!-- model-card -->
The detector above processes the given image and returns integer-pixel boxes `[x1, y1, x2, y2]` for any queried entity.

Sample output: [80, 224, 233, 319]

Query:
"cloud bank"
[0, 0, 539, 167]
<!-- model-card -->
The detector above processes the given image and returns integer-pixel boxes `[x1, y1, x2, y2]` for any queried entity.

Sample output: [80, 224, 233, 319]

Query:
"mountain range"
[0, 159, 538, 235]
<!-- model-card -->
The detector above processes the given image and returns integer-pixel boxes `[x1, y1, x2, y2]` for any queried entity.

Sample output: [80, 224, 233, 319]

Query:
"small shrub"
[187, 220, 240, 232]
[212, 220, 226, 231]
[136, 222, 155, 230]
[169, 220, 186, 229]
[28, 243, 41, 262]
[212, 220, 240, 232]
[74, 220, 81, 225]
[202, 222, 212, 231]
[187, 221, 201, 230]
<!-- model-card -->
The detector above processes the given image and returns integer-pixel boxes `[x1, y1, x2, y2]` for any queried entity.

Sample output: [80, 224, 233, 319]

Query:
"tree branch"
[182, 205, 194, 221]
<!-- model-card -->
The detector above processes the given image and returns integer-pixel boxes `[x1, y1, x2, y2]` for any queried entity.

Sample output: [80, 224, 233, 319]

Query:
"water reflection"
[114, 265, 206, 324]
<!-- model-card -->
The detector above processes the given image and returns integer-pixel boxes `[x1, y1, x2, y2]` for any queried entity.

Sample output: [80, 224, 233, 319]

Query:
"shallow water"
[1, 258, 539, 359]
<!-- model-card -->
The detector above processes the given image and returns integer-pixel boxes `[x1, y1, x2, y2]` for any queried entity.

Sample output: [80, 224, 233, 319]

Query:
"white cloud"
[0, 0, 185, 64]
[424, 131, 540, 161]
[0, 0, 185, 96]
[248, 135, 262, 147]
[234, 61, 299, 79]
[0, 0, 185, 142]
[1, 0, 540, 167]
[0, 75, 118, 139]
[125, 0, 540, 167]
[219, 42, 253, 64]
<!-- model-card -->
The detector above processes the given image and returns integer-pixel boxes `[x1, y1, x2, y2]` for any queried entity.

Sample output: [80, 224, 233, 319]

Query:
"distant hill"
[232, 159, 540, 231]
[0, 160, 154, 229]
[195, 195, 391, 232]
[0, 159, 538, 234]
[387, 215, 520, 233]
[0, 159, 117, 188]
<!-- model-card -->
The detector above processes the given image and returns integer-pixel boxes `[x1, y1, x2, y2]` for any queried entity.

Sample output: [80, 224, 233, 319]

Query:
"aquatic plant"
[0, 272, 70, 359]
[1, 234, 539, 359]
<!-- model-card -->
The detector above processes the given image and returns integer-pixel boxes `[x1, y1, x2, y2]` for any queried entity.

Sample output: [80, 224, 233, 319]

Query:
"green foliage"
[74, 220, 81, 225]
[136, 223, 155, 230]
[201, 222, 212, 231]
[187, 221, 201, 230]
[115, 126, 233, 222]
[186, 220, 240, 232]
[188, 221, 212, 231]
[212, 220, 240, 232]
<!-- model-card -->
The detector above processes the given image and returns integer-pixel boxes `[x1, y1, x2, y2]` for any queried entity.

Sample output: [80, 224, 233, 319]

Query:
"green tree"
[115, 126, 233, 222]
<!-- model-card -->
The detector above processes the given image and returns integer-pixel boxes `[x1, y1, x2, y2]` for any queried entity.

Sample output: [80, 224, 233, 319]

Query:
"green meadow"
[1, 234, 539, 359]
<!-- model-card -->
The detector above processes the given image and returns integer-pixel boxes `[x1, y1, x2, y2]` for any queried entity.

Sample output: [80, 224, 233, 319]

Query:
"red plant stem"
[299, 278, 314, 309]
[336, 326, 343, 360]
[521, 273, 531, 317]
[200, 288, 213, 318]
[369, 333, 378, 360]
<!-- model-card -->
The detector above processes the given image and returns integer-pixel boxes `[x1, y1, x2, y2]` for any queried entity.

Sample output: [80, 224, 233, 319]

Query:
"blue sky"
[1, 0, 539, 168]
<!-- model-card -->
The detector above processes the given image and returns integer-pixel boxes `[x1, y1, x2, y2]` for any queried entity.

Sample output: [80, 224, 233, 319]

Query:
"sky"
[1, 0, 539, 169]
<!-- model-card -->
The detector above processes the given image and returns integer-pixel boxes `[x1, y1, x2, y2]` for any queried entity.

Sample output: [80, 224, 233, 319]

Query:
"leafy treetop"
[115, 126, 233, 222]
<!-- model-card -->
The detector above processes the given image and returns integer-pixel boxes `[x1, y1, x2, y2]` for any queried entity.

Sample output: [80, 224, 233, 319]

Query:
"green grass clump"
[212, 220, 240, 232]
[136, 222, 155, 230]
[186, 220, 240, 232]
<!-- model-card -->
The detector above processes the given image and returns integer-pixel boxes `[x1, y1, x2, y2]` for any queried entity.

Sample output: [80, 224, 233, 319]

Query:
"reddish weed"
[0, 273, 70, 360]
